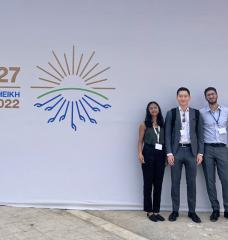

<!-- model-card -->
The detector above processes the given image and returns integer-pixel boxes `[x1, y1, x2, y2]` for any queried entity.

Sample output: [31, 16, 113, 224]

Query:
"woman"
[138, 101, 166, 222]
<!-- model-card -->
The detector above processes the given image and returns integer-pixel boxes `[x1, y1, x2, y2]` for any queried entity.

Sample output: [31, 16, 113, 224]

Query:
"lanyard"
[209, 109, 221, 125]
[153, 126, 160, 143]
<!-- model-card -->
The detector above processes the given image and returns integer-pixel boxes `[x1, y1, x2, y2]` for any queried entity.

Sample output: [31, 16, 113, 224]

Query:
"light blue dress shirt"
[200, 105, 228, 144]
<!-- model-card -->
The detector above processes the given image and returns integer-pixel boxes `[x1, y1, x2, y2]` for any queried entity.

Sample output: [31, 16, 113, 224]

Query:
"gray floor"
[0, 206, 228, 240]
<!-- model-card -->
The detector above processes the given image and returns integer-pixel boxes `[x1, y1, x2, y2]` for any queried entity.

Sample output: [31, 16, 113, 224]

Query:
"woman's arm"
[138, 123, 145, 164]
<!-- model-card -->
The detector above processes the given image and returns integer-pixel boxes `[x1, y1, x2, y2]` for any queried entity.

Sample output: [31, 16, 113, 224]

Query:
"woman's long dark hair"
[144, 101, 164, 128]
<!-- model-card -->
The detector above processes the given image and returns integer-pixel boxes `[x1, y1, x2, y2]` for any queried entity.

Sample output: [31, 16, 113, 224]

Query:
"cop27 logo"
[31, 46, 115, 131]
[0, 67, 21, 108]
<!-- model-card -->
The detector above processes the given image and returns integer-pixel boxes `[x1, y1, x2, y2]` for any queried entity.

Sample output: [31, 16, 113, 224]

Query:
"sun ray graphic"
[31, 45, 115, 131]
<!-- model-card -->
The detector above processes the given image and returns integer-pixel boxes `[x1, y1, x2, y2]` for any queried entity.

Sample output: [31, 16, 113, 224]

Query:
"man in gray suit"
[165, 87, 204, 223]
[200, 87, 228, 222]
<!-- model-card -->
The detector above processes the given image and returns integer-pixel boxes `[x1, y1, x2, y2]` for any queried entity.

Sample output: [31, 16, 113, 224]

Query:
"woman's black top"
[143, 126, 165, 145]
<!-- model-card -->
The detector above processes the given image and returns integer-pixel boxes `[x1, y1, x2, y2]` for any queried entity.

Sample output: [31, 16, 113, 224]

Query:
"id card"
[218, 127, 227, 135]
[180, 130, 185, 136]
[155, 143, 163, 150]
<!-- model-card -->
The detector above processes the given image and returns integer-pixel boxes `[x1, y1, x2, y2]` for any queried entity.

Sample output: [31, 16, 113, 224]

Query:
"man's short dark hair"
[204, 87, 217, 96]
[176, 87, 190, 96]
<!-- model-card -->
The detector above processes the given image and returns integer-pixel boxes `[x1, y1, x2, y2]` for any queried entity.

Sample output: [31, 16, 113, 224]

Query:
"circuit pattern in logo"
[31, 46, 115, 131]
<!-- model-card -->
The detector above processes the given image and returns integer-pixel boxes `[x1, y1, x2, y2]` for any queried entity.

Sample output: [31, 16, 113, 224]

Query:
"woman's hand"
[138, 152, 145, 164]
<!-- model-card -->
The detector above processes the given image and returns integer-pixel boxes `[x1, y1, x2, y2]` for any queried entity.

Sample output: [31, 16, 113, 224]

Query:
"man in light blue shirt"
[200, 87, 228, 222]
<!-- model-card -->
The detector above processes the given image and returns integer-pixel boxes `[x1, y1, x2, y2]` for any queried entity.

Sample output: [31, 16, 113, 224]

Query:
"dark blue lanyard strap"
[209, 109, 221, 125]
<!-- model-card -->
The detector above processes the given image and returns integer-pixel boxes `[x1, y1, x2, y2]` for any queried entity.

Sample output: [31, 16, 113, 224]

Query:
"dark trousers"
[171, 146, 197, 213]
[142, 144, 165, 213]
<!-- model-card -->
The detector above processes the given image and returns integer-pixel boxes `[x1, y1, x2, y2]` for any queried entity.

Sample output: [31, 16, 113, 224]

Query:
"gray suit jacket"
[165, 107, 204, 157]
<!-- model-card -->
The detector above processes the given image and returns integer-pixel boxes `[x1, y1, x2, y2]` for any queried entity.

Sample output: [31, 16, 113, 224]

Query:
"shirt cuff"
[167, 153, 173, 156]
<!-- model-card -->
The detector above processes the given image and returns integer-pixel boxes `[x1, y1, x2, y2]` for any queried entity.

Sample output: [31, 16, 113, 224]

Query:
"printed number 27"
[0, 67, 20, 83]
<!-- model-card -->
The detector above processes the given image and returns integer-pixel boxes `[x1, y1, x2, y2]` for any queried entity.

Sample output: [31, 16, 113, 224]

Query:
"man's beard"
[208, 99, 217, 105]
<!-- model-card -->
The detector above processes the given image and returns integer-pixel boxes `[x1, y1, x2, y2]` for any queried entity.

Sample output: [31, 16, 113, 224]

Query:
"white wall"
[0, 0, 228, 211]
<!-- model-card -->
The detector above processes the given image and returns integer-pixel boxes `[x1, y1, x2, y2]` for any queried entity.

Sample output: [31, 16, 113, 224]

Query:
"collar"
[206, 105, 221, 112]
[179, 106, 189, 112]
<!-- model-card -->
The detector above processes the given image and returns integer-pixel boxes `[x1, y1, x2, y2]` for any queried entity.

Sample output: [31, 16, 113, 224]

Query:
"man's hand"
[196, 154, 203, 165]
[167, 154, 175, 166]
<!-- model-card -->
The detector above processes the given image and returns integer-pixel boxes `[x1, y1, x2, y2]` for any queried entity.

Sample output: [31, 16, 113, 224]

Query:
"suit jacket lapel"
[176, 108, 181, 144]
[176, 107, 181, 130]
[189, 108, 194, 134]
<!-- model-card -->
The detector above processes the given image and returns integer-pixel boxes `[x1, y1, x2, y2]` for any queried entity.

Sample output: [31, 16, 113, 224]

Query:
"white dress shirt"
[179, 106, 191, 144]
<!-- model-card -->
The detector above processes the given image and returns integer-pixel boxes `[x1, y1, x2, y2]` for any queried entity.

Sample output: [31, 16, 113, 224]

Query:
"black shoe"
[210, 210, 220, 222]
[188, 212, 201, 223]
[147, 213, 158, 222]
[155, 214, 165, 221]
[168, 211, 179, 222]
[224, 211, 228, 218]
